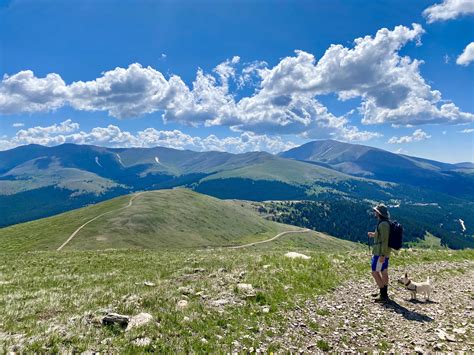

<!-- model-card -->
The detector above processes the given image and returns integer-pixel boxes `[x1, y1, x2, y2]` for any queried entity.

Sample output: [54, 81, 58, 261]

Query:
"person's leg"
[380, 258, 390, 299]
[381, 270, 389, 286]
[371, 271, 384, 287]
[370, 256, 385, 288]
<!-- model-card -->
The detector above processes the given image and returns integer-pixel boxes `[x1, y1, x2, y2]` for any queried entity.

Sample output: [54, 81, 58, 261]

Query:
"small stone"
[232, 340, 241, 347]
[262, 306, 270, 313]
[284, 252, 311, 260]
[201, 338, 208, 344]
[211, 299, 229, 307]
[133, 337, 152, 346]
[446, 334, 456, 342]
[102, 313, 130, 328]
[414, 346, 424, 354]
[143, 281, 155, 287]
[183, 316, 191, 322]
[177, 300, 189, 309]
[237, 283, 254, 292]
[262, 264, 271, 269]
[453, 328, 466, 334]
[178, 286, 194, 295]
[126, 312, 153, 331]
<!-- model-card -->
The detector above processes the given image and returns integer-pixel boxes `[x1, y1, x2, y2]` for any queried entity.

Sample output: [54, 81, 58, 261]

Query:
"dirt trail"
[56, 192, 144, 251]
[225, 229, 311, 249]
[262, 259, 474, 352]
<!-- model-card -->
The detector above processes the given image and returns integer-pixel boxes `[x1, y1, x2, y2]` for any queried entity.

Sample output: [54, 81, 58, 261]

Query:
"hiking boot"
[374, 295, 390, 303]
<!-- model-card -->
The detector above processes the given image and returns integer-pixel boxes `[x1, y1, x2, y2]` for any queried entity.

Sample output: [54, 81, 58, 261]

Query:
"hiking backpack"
[378, 220, 404, 250]
[388, 220, 403, 250]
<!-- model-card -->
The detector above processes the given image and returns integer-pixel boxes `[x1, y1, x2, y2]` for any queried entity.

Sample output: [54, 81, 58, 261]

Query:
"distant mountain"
[280, 140, 474, 199]
[0, 143, 398, 226]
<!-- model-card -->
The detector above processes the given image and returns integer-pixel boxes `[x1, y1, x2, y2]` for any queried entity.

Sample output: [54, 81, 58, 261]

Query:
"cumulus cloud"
[68, 63, 186, 118]
[256, 24, 473, 126]
[11, 119, 80, 146]
[423, 0, 474, 23]
[0, 24, 472, 138]
[0, 70, 67, 114]
[456, 42, 474, 66]
[388, 129, 432, 144]
[0, 120, 297, 154]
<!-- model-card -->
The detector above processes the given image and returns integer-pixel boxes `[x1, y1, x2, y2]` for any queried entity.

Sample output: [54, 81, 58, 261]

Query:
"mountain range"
[1, 140, 473, 249]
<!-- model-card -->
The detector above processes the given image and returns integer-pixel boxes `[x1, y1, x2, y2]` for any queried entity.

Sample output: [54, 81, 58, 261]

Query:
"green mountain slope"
[0, 189, 356, 252]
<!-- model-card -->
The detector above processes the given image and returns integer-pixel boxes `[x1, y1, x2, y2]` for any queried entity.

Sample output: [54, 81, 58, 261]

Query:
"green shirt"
[373, 220, 391, 257]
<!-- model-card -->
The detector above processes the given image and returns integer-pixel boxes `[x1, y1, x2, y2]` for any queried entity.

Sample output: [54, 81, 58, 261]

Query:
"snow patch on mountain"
[95, 156, 102, 167]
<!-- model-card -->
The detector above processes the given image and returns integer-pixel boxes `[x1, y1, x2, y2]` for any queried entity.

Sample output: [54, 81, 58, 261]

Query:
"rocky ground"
[261, 260, 474, 353]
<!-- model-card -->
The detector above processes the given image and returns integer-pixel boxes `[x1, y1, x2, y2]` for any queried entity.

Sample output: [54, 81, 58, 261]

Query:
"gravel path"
[56, 192, 144, 251]
[265, 260, 474, 353]
[225, 229, 311, 249]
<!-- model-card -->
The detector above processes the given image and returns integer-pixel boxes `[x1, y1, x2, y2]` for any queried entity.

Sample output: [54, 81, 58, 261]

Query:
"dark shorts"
[371, 255, 389, 272]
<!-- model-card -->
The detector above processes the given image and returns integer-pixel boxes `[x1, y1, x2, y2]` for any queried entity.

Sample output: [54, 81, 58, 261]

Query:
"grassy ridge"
[0, 189, 356, 252]
[0, 194, 132, 252]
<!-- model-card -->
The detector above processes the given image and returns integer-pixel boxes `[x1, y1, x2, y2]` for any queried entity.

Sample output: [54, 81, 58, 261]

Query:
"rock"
[133, 337, 152, 346]
[201, 338, 208, 344]
[237, 283, 253, 291]
[177, 300, 189, 309]
[453, 327, 466, 334]
[436, 329, 447, 340]
[183, 316, 191, 322]
[126, 312, 153, 331]
[445, 334, 456, 342]
[178, 286, 194, 295]
[433, 343, 444, 351]
[414, 346, 424, 354]
[143, 281, 155, 287]
[262, 306, 270, 313]
[194, 267, 205, 273]
[211, 299, 229, 307]
[284, 252, 311, 260]
[263, 264, 271, 269]
[102, 313, 130, 328]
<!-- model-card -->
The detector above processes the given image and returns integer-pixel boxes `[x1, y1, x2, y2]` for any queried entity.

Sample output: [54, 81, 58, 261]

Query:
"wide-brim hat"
[373, 204, 390, 219]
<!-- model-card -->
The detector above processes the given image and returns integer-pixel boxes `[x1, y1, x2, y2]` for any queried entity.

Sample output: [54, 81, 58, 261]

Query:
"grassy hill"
[0, 189, 356, 252]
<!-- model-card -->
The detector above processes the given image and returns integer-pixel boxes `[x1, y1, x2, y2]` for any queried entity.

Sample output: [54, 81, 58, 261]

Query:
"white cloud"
[243, 24, 472, 126]
[12, 119, 80, 146]
[0, 24, 472, 137]
[68, 63, 185, 118]
[0, 70, 67, 114]
[388, 129, 432, 144]
[456, 42, 474, 66]
[0, 120, 297, 154]
[423, 0, 474, 23]
[460, 128, 474, 133]
[12, 122, 24, 127]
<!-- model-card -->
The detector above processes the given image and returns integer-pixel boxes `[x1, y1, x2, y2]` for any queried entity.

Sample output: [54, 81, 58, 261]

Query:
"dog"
[398, 273, 432, 301]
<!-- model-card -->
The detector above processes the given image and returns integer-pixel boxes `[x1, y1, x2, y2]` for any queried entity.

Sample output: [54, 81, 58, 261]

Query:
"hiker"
[368, 204, 391, 302]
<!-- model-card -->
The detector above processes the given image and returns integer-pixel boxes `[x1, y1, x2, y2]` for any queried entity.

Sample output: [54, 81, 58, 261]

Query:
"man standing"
[368, 204, 391, 302]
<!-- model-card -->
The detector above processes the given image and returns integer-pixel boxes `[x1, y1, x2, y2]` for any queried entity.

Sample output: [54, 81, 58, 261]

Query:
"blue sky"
[0, 0, 473, 162]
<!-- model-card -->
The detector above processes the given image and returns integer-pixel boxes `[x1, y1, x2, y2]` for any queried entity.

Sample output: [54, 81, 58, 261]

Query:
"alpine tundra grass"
[1, 248, 472, 352]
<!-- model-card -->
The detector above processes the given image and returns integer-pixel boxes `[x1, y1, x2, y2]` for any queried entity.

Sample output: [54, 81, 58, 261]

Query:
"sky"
[0, 0, 473, 163]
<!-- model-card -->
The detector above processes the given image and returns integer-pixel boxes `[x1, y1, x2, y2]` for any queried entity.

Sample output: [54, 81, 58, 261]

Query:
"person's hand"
[379, 256, 385, 263]
[367, 232, 375, 238]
